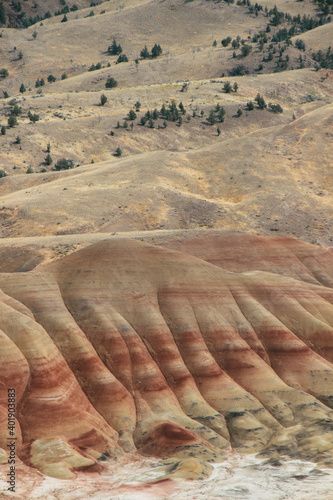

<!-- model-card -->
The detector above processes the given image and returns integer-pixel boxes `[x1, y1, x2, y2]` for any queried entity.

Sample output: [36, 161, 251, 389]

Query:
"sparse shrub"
[3, 91, 9, 98]
[115, 147, 122, 157]
[61, 73, 67, 80]
[0, 68, 8, 78]
[116, 54, 128, 63]
[15, 135, 21, 144]
[135, 101, 141, 111]
[268, 102, 283, 113]
[213, 40, 217, 47]
[233, 82, 238, 92]
[26, 166, 34, 174]
[123, 120, 128, 128]
[32, 30, 37, 39]
[54, 158, 74, 170]
[105, 77, 117, 88]
[48, 74, 56, 83]
[0, 170, 7, 178]
[229, 65, 246, 76]
[28, 110, 40, 122]
[88, 62, 102, 71]
[18, 51, 23, 60]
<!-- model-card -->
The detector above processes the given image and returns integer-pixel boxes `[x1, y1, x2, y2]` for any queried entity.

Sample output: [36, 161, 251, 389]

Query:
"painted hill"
[0, 234, 333, 480]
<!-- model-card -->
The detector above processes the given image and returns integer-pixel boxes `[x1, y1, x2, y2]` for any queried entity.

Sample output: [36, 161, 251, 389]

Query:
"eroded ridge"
[1, 236, 333, 479]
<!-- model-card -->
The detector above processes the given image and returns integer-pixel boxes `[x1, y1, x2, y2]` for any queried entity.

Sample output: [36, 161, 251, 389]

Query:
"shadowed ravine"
[1, 234, 333, 480]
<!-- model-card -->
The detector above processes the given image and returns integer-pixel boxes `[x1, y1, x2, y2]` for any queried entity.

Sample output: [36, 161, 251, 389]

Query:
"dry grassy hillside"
[0, 0, 332, 247]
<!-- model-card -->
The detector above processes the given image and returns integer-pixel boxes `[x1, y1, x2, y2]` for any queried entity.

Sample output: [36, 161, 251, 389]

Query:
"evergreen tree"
[218, 107, 226, 122]
[105, 77, 117, 88]
[1, 125, 6, 135]
[246, 101, 254, 110]
[0, 1, 5, 25]
[217, 126, 221, 136]
[115, 147, 122, 156]
[100, 94, 107, 106]
[128, 109, 137, 120]
[233, 82, 238, 92]
[255, 93, 266, 109]
[140, 45, 150, 59]
[8, 116, 17, 127]
[19, 83, 26, 93]
[151, 43, 162, 58]
[108, 39, 122, 55]
[45, 154, 53, 165]
[116, 54, 128, 63]
[207, 109, 217, 125]
[223, 82, 232, 93]
[179, 102, 185, 114]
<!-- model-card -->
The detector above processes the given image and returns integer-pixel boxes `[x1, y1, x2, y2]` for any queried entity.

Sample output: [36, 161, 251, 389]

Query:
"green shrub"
[105, 77, 117, 88]
[54, 158, 74, 170]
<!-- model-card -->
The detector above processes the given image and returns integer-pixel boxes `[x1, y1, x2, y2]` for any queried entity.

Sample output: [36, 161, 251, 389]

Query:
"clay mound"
[1, 235, 333, 479]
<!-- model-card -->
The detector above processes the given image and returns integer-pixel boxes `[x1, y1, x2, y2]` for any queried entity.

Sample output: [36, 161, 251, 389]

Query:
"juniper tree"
[223, 82, 232, 93]
[105, 77, 117, 88]
[207, 109, 217, 125]
[127, 109, 137, 120]
[140, 45, 150, 59]
[100, 94, 107, 106]
[108, 39, 122, 55]
[151, 43, 162, 58]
